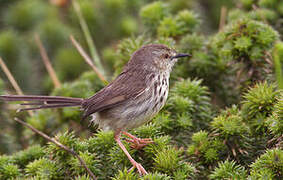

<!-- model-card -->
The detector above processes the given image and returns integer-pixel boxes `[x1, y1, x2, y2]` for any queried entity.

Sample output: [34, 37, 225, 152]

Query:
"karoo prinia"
[0, 44, 190, 175]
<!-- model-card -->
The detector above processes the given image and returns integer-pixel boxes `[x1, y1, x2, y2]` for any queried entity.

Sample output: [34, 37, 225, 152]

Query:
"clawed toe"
[128, 161, 148, 175]
[115, 132, 149, 176]
[125, 137, 154, 149]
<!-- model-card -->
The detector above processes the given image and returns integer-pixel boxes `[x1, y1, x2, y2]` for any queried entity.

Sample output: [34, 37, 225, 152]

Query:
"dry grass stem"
[0, 57, 24, 95]
[14, 117, 97, 180]
[70, 35, 108, 83]
[35, 34, 61, 89]
[72, 0, 105, 74]
[0, 57, 33, 116]
[219, 6, 227, 31]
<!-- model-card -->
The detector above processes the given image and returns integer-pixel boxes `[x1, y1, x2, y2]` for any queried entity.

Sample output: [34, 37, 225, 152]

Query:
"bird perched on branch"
[0, 44, 190, 175]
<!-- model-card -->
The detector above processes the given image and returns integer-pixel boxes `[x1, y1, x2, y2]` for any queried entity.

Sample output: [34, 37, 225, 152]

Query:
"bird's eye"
[164, 54, 169, 59]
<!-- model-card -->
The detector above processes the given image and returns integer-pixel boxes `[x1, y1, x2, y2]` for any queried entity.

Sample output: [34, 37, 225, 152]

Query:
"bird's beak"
[171, 53, 191, 60]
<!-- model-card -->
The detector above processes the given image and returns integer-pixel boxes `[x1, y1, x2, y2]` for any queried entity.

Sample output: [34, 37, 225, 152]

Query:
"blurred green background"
[0, 0, 282, 179]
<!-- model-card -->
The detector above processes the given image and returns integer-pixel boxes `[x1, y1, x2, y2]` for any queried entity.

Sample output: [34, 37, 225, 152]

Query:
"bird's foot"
[128, 160, 148, 176]
[125, 137, 153, 149]
[122, 131, 153, 149]
[115, 131, 149, 176]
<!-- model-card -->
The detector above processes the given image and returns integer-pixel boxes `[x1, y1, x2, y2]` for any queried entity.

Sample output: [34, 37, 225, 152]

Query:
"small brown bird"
[0, 44, 190, 175]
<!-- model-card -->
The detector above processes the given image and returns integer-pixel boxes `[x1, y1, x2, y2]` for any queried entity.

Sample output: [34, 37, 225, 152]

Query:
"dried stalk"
[14, 118, 97, 180]
[72, 0, 105, 75]
[0, 57, 33, 116]
[0, 57, 24, 95]
[219, 6, 227, 31]
[34, 34, 61, 89]
[70, 35, 108, 84]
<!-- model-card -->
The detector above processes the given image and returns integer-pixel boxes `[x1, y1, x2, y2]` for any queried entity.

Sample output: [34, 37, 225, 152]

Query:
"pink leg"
[114, 132, 148, 175]
[122, 131, 154, 150]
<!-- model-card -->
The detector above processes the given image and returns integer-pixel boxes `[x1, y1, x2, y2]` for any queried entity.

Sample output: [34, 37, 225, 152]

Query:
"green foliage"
[167, 78, 212, 129]
[179, 33, 205, 55]
[210, 160, 247, 180]
[153, 146, 181, 174]
[120, 17, 138, 36]
[157, 10, 200, 37]
[242, 82, 280, 135]
[187, 131, 225, 164]
[233, 0, 283, 35]
[26, 110, 57, 132]
[175, 10, 200, 34]
[54, 47, 88, 81]
[4, 0, 49, 31]
[0, 163, 20, 180]
[153, 146, 196, 179]
[211, 105, 247, 137]
[25, 158, 62, 179]
[0, 30, 22, 65]
[12, 145, 45, 168]
[266, 94, 283, 136]
[87, 131, 115, 154]
[142, 172, 170, 180]
[249, 148, 283, 179]
[210, 106, 252, 163]
[46, 131, 79, 161]
[69, 151, 100, 176]
[112, 169, 139, 180]
[140, 1, 169, 31]
[157, 17, 180, 37]
[74, 174, 92, 180]
[37, 19, 71, 54]
[212, 19, 278, 61]
[1, 0, 283, 179]
[0, 79, 4, 95]
[273, 42, 283, 89]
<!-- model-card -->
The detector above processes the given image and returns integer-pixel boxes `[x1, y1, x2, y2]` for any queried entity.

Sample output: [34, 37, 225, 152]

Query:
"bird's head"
[126, 44, 190, 73]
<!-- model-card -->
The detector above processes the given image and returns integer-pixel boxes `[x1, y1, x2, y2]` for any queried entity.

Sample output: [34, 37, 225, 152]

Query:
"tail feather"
[0, 95, 83, 102]
[0, 95, 83, 111]
[17, 104, 81, 112]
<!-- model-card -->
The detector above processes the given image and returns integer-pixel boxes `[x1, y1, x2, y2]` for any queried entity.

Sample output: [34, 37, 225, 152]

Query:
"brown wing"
[81, 68, 148, 119]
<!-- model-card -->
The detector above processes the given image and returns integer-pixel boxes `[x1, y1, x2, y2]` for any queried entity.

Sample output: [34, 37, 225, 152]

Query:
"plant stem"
[14, 118, 97, 180]
[273, 43, 283, 89]
[72, 0, 105, 75]
[0, 57, 33, 116]
[34, 34, 62, 89]
[70, 35, 108, 84]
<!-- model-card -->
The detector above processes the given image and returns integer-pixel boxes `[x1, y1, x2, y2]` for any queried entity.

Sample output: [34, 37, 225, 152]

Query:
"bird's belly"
[91, 84, 169, 131]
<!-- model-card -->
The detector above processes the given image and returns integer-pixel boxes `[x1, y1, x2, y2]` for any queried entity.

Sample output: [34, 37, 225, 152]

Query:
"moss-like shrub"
[0, 0, 283, 179]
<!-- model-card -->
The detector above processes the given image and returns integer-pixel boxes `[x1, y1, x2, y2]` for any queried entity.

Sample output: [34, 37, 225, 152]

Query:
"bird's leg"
[114, 132, 148, 175]
[122, 131, 153, 150]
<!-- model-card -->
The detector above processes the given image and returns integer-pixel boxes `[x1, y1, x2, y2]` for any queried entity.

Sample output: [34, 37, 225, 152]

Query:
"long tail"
[0, 95, 83, 111]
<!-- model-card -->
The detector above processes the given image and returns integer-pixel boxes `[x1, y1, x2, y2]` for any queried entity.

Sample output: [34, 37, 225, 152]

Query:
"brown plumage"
[0, 44, 190, 175]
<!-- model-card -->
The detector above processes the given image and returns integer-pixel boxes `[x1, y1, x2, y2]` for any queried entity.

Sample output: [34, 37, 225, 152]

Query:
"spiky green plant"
[209, 160, 247, 180]
[242, 82, 280, 135]
[249, 148, 283, 179]
[266, 94, 283, 136]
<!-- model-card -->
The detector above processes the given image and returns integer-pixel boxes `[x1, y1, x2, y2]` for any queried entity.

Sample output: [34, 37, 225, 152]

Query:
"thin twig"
[0, 57, 33, 116]
[0, 57, 24, 95]
[14, 118, 97, 180]
[34, 34, 61, 89]
[72, 0, 105, 75]
[219, 6, 227, 31]
[70, 35, 108, 84]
